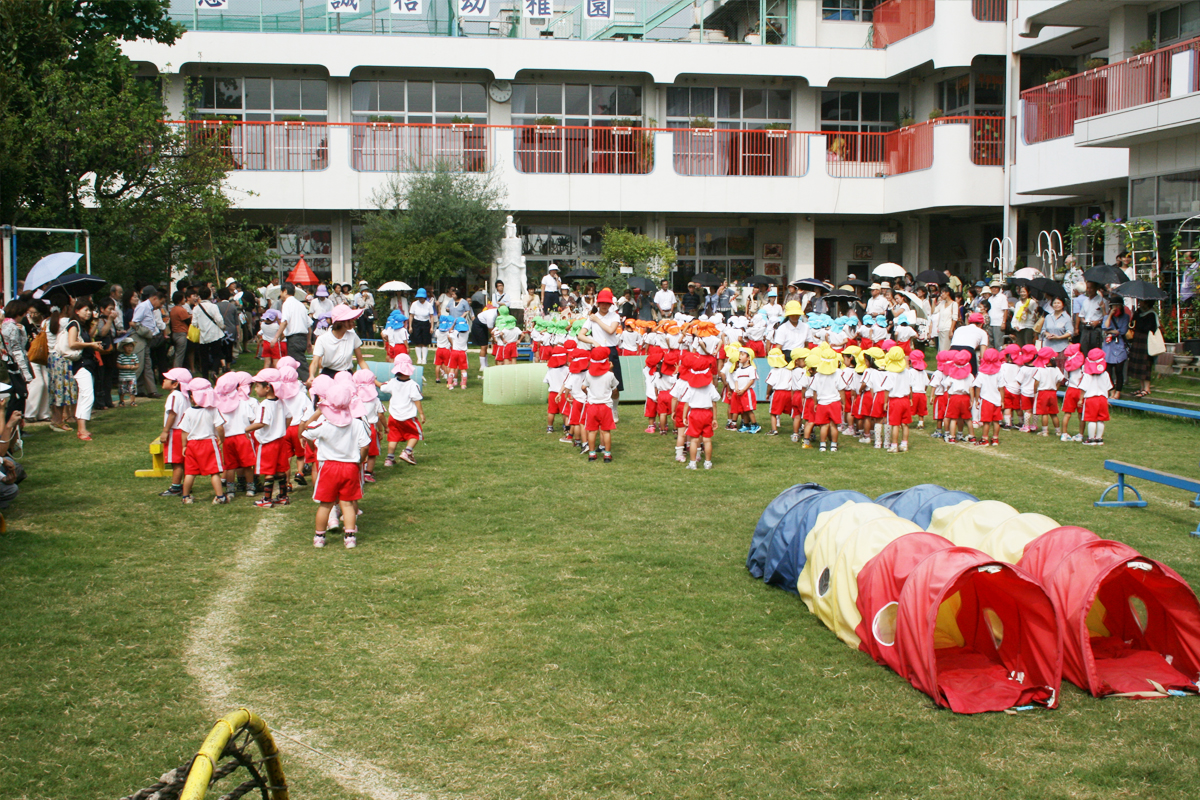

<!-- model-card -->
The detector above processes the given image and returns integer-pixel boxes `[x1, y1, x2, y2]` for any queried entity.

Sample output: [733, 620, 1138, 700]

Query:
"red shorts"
[503, 342, 518, 361]
[859, 338, 873, 351]
[491, 344, 502, 361]
[886, 397, 911, 426]
[585, 403, 615, 432]
[184, 438, 223, 476]
[869, 391, 888, 419]
[255, 438, 291, 475]
[387, 416, 423, 442]
[1083, 396, 1110, 422]
[619, 349, 638, 356]
[1035, 390, 1059, 415]
[1020, 394, 1035, 411]
[729, 389, 756, 415]
[790, 391, 807, 418]
[852, 391, 867, 418]
[1062, 387, 1082, 414]
[770, 390, 792, 416]
[1003, 389, 1019, 410]
[911, 391, 928, 417]
[945, 394, 972, 420]
[745, 340, 766, 358]
[815, 401, 843, 426]
[285, 425, 302, 459]
[448, 350, 468, 370]
[434, 347, 450, 366]
[686, 407, 714, 438]
[673, 401, 686, 427]
[385, 342, 408, 360]
[312, 460, 363, 504]
[656, 389, 673, 416]
[804, 396, 817, 420]
[569, 399, 586, 426]
[223, 433, 257, 470]
[164, 428, 185, 465]
[979, 400, 1003, 423]
[259, 340, 284, 359]
[644, 397, 657, 418]
[899, 340, 913, 355]
[548, 392, 567, 416]
[934, 393, 949, 420]
[367, 422, 380, 457]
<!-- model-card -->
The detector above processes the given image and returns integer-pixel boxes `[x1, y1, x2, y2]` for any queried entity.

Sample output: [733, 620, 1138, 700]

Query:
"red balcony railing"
[671, 129, 809, 177]
[352, 123, 490, 172]
[171, 120, 330, 170]
[824, 116, 1002, 176]
[1022, 35, 1200, 144]
[971, 0, 1007, 22]
[872, 0, 934, 48]
[512, 125, 653, 175]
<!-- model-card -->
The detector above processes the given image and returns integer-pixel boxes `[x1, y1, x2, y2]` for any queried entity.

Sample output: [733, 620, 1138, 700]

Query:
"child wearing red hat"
[1016, 343, 1039, 432]
[300, 376, 371, 549]
[543, 346, 570, 438]
[1059, 345, 1085, 442]
[973, 348, 1004, 446]
[642, 352, 662, 433]
[680, 353, 721, 469]
[1033, 347, 1064, 436]
[656, 350, 681, 436]
[179, 378, 227, 505]
[584, 347, 620, 462]
[559, 349, 590, 450]
[1080, 348, 1112, 445]
[943, 349, 975, 444]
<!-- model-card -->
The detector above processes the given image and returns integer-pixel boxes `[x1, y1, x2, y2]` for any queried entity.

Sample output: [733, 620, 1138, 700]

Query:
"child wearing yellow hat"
[765, 346, 792, 436]
[882, 347, 911, 453]
[837, 346, 860, 437]
[788, 347, 812, 444]
[859, 347, 887, 448]
[808, 343, 843, 452]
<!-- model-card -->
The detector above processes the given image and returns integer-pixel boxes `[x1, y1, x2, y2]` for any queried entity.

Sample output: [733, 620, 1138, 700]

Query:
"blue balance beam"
[1096, 459, 1200, 537]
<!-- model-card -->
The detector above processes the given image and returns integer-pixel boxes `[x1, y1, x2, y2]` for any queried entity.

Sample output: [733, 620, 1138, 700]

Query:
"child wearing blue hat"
[409, 287, 434, 365]
[448, 316, 470, 390]
[383, 310, 409, 361]
[433, 316, 452, 384]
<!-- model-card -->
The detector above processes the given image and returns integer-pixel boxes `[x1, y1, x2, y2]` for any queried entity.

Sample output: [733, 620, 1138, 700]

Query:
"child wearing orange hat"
[680, 353, 722, 469]
[1033, 347, 1064, 436]
[584, 347, 620, 462]
[544, 346, 571, 438]
[1059, 344, 1085, 442]
[973, 347, 1004, 446]
[943, 349, 975, 444]
[559, 349, 590, 450]
[1080, 348, 1112, 445]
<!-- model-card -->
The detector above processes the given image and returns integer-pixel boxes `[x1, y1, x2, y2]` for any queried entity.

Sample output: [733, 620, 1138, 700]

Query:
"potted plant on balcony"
[600, 117, 653, 175]
[1044, 68, 1072, 85]
[676, 116, 716, 175]
[1131, 39, 1156, 56]
[898, 107, 915, 127]
[194, 113, 239, 169]
[928, 108, 945, 120]
[519, 115, 562, 173]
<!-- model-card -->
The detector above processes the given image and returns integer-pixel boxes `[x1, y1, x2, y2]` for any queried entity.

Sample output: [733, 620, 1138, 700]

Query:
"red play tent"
[286, 256, 319, 286]
[1021, 533, 1200, 697]
[895, 547, 1061, 713]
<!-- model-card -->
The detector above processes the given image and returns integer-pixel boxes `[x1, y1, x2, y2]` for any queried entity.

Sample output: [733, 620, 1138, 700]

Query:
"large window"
[1131, 170, 1200, 218]
[191, 76, 328, 121]
[666, 87, 790, 128]
[822, 0, 878, 22]
[1154, 2, 1200, 46]
[511, 84, 643, 126]
[937, 68, 1004, 117]
[350, 80, 487, 124]
[667, 226, 755, 291]
[820, 90, 900, 132]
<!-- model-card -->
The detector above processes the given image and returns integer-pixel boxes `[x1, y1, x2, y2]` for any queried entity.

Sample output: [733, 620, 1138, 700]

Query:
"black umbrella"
[625, 275, 655, 292]
[1114, 279, 1168, 301]
[792, 278, 829, 290]
[914, 269, 944, 285]
[562, 268, 600, 280]
[1083, 264, 1128, 285]
[1028, 277, 1068, 301]
[745, 274, 779, 285]
[843, 278, 872, 288]
[692, 272, 723, 287]
[40, 273, 106, 301]
[824, 291, 860, 303]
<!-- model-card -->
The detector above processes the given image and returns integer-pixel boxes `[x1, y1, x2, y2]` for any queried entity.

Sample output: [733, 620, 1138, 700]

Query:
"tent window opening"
[817, 567, 832, 598]
[1129, 596, 1150, 633]
[873, 602, 898, 647]
[983, 608, 1004, 650]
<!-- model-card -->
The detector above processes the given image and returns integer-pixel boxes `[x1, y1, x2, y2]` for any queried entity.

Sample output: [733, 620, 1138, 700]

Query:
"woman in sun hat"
[310, 304, 367, 381]
[1080, 348, 1112, 445]
[407, 288, 434, 365]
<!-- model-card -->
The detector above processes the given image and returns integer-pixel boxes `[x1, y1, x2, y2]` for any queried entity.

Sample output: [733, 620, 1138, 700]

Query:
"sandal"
[76, 431, 92, 441]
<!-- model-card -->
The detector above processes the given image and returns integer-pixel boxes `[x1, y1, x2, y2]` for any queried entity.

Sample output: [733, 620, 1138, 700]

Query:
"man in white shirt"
[540, 264, 563, 314]
[1074, 281, 1107, 355]
[277, 283, 313, 380]
[492, 280, 512, 308]
[653, 280, 677, 320]
[865, 283, 889, 317]
[986, 280, 1009, 349]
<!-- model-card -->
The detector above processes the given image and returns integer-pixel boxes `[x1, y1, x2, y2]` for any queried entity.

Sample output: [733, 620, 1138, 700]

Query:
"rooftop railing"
[165, 116, 1001, 178]
[1021, 35, 1200, 144]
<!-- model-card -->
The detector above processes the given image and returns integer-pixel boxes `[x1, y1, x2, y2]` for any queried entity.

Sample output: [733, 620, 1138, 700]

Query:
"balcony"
[871, 0, 934, 48]
[1021, 35, 1200, 145]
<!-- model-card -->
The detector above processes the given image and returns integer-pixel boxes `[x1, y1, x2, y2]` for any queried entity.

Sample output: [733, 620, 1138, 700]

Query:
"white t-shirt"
[541, 274, 562, 293]
[164, 389, 190, 429]
[312, 330, 363, 372]
[589, 311, 621, 347]
[731, 365, 758, 393]
[1018, 365, 1038, 397]
[810, 372, 841, 405]
[564, 372, 587, 404]
[986, 292, 1009, 327]
[180, 406, 223, 440]
[681, 382, 721, 409]
[543, 365, 568, 393]
[478, 307, 499, 330]
[280, 296, 311, 337]
[253, 398, 289, 444]
[653, 289, 676, 312]
[381, 378, 422, 421]
[583, 371, 620, 405]
[761, 302, 784, 325]
[260, 320, 279, 342]
[435, 328, 450, 349]
[450, 329, 469, 351]
[866, 295, 889, 316]
[383, 327, 408, 345]
[309, 297, 334, 319]
[973, 372, 1003, 406]
[1081, 371, 1113, 398]
[281, 391, 314, 425]
[949, 324, 987, 350]
[773, 320, 808, 352]
[766, 367, 791, 392]
[1034, 366, 1063, 393]
[302, 417, 371, 463]
[222, 398, 259, 437]
[409, 299, 433, 322]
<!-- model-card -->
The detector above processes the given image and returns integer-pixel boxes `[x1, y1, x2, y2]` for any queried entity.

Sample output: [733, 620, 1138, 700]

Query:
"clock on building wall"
[488, 80, 513, 103]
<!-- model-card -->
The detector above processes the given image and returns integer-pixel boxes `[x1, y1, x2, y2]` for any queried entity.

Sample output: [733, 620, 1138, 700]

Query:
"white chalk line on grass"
[183, 516, 431, 800]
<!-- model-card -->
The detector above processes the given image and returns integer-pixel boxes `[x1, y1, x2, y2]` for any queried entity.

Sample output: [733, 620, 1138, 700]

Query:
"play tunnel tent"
[895, 547, 1062, 713]
[763, 490, 873, 592]
[884, 487, 979, 530]
[928, 500, 1018, 547]
[798, 503, 899, 616]
[747, 484, 826, 579]
[975, 513, 1059, 564]
[1020, 534, 1200, 697]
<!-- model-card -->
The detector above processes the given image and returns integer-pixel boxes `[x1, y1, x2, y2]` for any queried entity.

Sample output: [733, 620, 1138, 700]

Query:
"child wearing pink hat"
[1080, 348, 1112, 445]
[907, 350, 928, 429]
[178, 378, 227, 504]
[245, 368, 292, 507]
[1016, 344, 1039, 432]
[999, 344, 1021, 430]
[300, 380, 371, 549]
[973, 348, 1004, 446]
[584, 347, 620, 463]
[943, 350, 975, 444]
[380, 354, 425, 466]
[273, 365, 315, 489]
[1058, 345, 1085, 442]
[353, 369, 383, 481]
[158, 368, 193, 498]
[215, 372, 260, 501]
[1033, 347, 1064, 436]
[929, 351, 950, 439]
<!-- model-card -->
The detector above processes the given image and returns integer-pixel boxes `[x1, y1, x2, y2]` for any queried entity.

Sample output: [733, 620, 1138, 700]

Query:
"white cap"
[547, 263, 559, 271]
[225, 277, 237, 286]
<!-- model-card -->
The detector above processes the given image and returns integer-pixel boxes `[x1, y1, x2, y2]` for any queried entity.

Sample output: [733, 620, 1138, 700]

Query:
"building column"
[1109, 5, 1150, 63]
[331, 211, 352, 285]
[788, 214, 815, 281]
[902, 217, 928, 273]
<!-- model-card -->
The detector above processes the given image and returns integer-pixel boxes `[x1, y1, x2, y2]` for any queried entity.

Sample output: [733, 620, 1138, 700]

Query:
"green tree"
[590, 226, 676, 295]
[358, 164, 508, 287]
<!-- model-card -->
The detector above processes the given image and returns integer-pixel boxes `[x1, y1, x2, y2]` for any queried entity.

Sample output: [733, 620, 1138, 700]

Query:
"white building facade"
[121, 0, 1199, 292]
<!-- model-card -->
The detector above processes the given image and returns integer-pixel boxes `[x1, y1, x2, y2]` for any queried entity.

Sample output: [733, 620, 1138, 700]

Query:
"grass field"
[3, 352, 1200, 800]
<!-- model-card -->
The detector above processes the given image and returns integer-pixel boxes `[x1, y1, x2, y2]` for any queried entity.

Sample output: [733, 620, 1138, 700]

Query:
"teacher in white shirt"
[540, 264, 562, 314]
[309, 305, 367, 381]
[276, 282, 313, 381]
[653, 279, 677, 320]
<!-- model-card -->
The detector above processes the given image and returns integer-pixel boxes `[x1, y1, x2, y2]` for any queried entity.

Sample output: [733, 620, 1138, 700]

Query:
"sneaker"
[830, 444, 838, 452]
[1037, 431, 1048, 437]
[363, 472, 376, 483]
[159, 486, 182, 497]
[254, 498, 274, 508]
[1082, 438, 1094, 446]
[294, 472, 307, 486]
[801, 441, 813, 449]
[1060, 433, 1071, 442]
[1073, 433, 1084, 442]
[1017, 425, 1030, 433]
[344, 534, 357, 549]
[603, 453, 612, 463]
[588, 452, 598, 462]
[559, 435, 574, 443]
[223, 492, 235, 503]
[704, 460, 713, 469]
[791, 433, 801, 443]
[181, 495, 194, 504]
[991, 438, 999, 446]
[385, 455, 396, 467]
[737, 425, 750, 433]
[768, 429, 779, 436]
[686, 461, 697, 470]
[246, 487, 257, 497]
[726, 421, 738, 430]
[447, 384, 454, 391]
[858, 436, 871, 444]
[675, 453, 686, 463]
[819, 444, 827, 452]
[644, 424, 656, 434]
[274, 496, 291, 506]
[748, 425, 761, 434]
[931, 431, 942, 439]
[899, 442, 907, 452]
[398, 450, 416, 465]
[547, 425, 555, 434]
[313, 533, 326, 548]
[887, 444, 898, 453]
[1095, 439, 1104, 446]
[917, 420, 924, 429]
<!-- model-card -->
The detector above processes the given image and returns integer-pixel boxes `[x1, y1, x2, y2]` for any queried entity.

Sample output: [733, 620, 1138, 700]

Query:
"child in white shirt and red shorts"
[1058, 345, 1085, 442]
[215, 371, 259, 501]
[972, 348, 1004, 446]
[1080, 348, 1113, 445]
[246, 368, 292, 508]
[379, 354, 426, 466]
[882, 347, 910, 453]
[942, 349, 975, 444]
[560, 348, 590, 450]
[301, 376, 371, 549]
[158, 367, 193, 498]
[354, 368, 383, 481]
[543, 346, 570, 438]
[179, 378, 226, 504]
[1033, 347, 1064, 437]
[680, 352, 721, 470]
[583, 347, 620, 463]
[808, 344, 844, 453]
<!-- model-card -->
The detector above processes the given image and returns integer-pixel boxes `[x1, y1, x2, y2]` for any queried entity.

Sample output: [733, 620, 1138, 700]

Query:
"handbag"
[54, 322, 83, 362]
[28, 331, 48, 365]
[1147, 323, 1166, 357]
[187, 324, 201, 343]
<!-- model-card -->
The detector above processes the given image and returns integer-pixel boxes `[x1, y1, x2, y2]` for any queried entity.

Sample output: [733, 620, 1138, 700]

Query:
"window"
[511, 83, 642, 126]
[518, 225, 635, 277]
[820, 90, 900, 132]
[350, 80, 487, 124]
[667, 226, 755, 290]
[192, 76, 328, 121]
[1155, 2, 1200, 45]
[666, 86, 790, 128]
[937, 71, 1005, 116]
[822, 0, 877, 22]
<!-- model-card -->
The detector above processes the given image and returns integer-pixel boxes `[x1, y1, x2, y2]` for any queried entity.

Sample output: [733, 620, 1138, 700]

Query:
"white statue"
[496, 214, 528, 303]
